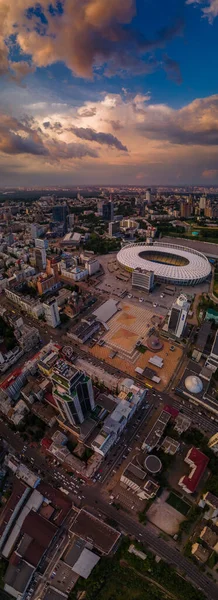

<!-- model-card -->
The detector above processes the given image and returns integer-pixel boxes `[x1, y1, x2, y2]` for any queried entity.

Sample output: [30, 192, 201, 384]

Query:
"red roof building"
[179, 447, 209, 494]
[163, 405, 179, 419]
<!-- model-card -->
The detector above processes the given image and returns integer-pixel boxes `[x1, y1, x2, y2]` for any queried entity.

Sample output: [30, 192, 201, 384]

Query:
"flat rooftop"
[70, 509, 121, 554]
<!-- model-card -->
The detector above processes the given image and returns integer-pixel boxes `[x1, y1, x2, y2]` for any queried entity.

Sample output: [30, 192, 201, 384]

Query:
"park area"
[69, 539, 205, 600]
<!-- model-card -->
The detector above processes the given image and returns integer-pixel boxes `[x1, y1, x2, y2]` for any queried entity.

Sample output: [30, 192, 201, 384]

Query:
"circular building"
[185, 375, 203, 394]
[147, 335, 163, 352]
[117, 242, 211, 285]
[144, 454, 162, 474]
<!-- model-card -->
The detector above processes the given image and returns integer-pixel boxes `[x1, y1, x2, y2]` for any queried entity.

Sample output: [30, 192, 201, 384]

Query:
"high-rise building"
[145, 188, 151, 204]
[168, 294, 190, 338]
[199, 195, 207, 211]
[42, 298, 60, 328]
[68, 214, 75, 230]
[132, 268, 154, 292]
[52, 204, 69, 233]
[108, 221, 120, 237]
[97, 200, 114, 221]
[52, 360, 95, 426]
[34, 247, 47, 270]
[180, 198, 193, 218]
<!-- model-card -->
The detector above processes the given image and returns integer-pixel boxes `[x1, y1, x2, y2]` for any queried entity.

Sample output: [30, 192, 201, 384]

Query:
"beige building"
[191, 543, 209, 563]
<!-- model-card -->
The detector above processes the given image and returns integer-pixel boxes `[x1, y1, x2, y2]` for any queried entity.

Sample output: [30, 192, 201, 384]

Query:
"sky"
[1, 0, 218, 186]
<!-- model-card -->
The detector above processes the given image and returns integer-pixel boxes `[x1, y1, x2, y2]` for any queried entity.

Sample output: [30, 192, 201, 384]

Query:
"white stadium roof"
[117, 242, 211, 285]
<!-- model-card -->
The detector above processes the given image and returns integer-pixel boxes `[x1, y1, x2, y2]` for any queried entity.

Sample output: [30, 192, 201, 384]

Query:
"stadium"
[117, 242, 211, 285]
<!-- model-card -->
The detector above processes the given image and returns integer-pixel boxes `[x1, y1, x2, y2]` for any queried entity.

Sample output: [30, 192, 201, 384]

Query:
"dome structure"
[185, 375, 203, 394]
[147, 335, 163, 352]
[144, 455, 162, 474]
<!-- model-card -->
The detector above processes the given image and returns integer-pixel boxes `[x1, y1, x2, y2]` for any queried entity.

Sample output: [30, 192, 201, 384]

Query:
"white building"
[85, 258, 100, 276]
[168, 294, 190, 338]
[43, 298, 60, 328]
[132, 268, 154, 292]
[5, 289, 44, 319]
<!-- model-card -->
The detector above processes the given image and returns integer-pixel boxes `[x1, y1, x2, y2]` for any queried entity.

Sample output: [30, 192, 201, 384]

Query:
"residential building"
[37, 273, 59, 296]
[5, 288, 44, 319]
[52, 360, 95, 426]
[15, 321, 40, 352]
[191, 543, 209, 563]
[142, 407, 176, 452]
[35, 247, 47, 270]
[179, 447, 209, 494]
[168, 294, 190, 338]
[200, 526, 218, 548]
[43, 298, 60, 328]
[132, 268, 154, 292]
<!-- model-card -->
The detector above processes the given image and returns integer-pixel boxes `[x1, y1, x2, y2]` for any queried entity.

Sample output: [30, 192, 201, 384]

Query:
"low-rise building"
[70, 509, 121, 555]
[191, 543, 209, 563]
[161, 436, 180, 455]
[200, 526, 218, 548]
[120, 459, 159, 500]
[179, 447, 209, 494]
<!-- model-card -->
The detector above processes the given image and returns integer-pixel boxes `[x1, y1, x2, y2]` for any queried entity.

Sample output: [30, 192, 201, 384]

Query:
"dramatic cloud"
[139, 95, 218, 145]
[0, 111, 98, 160]
[187, 0, 218, 22]
[0, 1, 182, 79]
[69, 126, 128, 151]
[78, 107, 97, 118]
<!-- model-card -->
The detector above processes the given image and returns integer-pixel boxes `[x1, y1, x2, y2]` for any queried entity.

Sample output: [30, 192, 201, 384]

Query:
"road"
[80, 493, 218, 600]
[1, 414, 218, 600]
[149, 389, 218, 436]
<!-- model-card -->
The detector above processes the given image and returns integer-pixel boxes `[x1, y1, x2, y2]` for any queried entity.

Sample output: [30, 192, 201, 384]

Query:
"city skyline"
[1, 1, 218, 185]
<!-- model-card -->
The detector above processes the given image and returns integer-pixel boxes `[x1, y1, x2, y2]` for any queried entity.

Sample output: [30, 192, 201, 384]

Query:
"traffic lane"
[82, 496, 217, 600]
[150, 390, 218, 435]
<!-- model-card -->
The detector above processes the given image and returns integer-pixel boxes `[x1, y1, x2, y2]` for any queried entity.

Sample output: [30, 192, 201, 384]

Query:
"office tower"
[132, 268, 154, 292]
[52, 204, 69, 233]
[168, 294, 190, 338]
[35, 247, 47, 270]
[97, 200, 114, 221]
[42, 298, 60, 328]
[52, 360, 95, 426]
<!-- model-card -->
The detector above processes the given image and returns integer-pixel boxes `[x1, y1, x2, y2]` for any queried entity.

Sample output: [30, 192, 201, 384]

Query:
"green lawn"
[166, 492, 190, 516]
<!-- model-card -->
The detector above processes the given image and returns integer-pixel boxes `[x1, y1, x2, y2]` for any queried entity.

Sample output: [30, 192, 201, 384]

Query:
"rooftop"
[180, 447, 209, 493]
[93, 298, 118, 323]
[71, 509, 120, 554]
